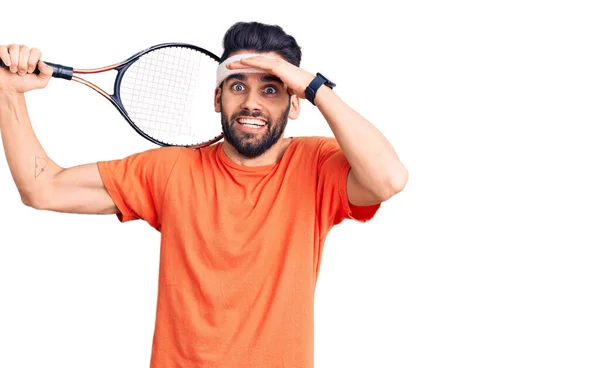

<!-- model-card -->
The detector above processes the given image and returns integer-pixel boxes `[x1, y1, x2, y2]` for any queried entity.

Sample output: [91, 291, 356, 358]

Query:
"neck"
[222, 138, 291, 167]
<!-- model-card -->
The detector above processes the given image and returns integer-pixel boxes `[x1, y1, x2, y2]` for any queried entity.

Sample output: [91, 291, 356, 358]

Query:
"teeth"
[241, 124, 262, 129]
[238, 118, 266, 127]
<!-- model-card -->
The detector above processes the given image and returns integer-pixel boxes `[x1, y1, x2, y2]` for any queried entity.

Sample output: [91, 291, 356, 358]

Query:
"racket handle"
[0, 60, 73, 80]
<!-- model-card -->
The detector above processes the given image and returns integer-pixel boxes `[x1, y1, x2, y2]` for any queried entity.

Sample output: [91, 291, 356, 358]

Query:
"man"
[0, 21, 407, 367]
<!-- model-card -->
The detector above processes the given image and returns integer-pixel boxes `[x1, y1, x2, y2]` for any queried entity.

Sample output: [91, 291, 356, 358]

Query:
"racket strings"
[122, 48, 197, 135]
[119, 47, 218, 146]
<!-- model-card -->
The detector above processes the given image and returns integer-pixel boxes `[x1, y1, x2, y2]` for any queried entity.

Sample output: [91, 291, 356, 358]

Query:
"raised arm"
[225, 55, 409, 206]
[0, 44, 117, 214]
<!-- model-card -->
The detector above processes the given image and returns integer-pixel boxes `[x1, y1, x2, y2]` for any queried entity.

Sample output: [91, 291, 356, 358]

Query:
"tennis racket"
[0, 43, 224, 147]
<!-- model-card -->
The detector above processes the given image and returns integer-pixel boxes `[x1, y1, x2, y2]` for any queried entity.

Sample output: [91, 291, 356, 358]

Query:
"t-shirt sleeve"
[96, 146, 184, 230]
[316, 137, 381, 228]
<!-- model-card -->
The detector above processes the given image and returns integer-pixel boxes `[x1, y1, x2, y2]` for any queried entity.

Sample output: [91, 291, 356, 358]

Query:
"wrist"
[314, 85, 335, 108]
[304, 72, 335, 106]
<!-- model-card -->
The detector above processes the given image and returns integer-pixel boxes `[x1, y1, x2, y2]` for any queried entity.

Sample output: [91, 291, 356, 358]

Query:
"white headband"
[216, 53, 272, 87]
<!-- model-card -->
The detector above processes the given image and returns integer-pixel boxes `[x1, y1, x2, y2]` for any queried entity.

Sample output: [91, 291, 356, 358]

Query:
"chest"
[160, 165, 318, 265]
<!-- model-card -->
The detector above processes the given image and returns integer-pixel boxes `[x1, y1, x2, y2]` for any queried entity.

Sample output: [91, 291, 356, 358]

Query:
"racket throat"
[72, 76, 113, 102]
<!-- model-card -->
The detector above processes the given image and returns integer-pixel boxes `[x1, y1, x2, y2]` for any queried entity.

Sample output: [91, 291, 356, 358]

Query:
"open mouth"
[236, 118, 267, 130]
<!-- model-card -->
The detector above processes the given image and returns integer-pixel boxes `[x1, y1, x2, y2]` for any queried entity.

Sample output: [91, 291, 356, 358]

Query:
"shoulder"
[118, 145, 186, 160]
[100, 146, 188, 171]
[292, 135, 340, 153]
[286, 136, 345, 171]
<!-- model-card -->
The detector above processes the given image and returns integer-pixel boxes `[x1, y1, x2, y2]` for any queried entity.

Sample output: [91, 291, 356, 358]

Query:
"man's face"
[215, 52, 299, 159]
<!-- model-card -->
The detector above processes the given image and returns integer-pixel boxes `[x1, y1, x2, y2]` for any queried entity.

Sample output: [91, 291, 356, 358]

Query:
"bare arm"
[314, 87, 409, 205]
[0, 45, 117, 214]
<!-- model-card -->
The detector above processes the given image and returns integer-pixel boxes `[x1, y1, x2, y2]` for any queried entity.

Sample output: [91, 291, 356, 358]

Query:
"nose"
[241, 89, 263, 113]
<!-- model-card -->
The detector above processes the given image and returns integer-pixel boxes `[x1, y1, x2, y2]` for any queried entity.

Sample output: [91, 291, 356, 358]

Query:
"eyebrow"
[224, 73, 284, 85]
[224, 74, 246, 84]
[260, 75, 284, 85]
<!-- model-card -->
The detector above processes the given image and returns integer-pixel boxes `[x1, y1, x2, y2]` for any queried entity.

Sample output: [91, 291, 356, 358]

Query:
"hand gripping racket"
[0, 43, 224, 147]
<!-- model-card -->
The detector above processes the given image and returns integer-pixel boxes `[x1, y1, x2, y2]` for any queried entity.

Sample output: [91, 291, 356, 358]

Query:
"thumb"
[37, 61, 53, 79]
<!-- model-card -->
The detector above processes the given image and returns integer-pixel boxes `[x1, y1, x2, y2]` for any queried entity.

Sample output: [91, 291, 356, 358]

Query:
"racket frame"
[1, 43, 224, 147]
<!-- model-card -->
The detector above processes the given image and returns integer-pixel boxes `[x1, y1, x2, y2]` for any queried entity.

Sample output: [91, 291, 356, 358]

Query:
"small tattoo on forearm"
[35, 156, 48, 178]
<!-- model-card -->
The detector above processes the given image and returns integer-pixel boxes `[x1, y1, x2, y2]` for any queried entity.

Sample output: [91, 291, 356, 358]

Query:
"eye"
[232, 83, 245, 92]
[264, 86, 277, 95]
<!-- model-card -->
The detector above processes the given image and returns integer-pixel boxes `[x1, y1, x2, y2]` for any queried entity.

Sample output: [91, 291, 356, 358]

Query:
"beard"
[220, 100, 291, 159]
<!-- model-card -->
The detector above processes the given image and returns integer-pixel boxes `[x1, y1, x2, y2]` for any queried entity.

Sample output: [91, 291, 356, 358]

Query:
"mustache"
[233, 110, 268, 120]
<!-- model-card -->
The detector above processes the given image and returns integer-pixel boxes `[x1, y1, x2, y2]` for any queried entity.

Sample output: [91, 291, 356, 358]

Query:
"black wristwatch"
[305, 73, 336, 105]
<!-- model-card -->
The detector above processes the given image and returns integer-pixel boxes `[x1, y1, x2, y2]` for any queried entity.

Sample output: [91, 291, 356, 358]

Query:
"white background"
[1, 0, 599, 367]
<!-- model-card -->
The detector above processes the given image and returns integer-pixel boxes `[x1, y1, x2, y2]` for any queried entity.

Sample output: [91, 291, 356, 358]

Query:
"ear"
[288, 95, 300, 120]
[214, 87, 222, 113]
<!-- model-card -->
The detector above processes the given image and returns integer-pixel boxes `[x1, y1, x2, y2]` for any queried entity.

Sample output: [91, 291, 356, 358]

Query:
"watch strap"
[305, 73, 334, 105]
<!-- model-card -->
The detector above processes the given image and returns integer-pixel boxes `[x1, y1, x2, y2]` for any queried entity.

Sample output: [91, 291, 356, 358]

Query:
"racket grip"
[0, 60, 73, 80]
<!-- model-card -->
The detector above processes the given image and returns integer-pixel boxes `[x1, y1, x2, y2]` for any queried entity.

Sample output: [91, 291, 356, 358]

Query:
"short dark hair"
[220, 21, 302, 67]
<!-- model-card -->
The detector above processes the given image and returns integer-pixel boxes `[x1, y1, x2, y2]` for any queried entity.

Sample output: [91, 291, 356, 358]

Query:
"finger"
[28, 47, 41, 73]
[226, 57, 274, 70]
[8, 44, 20, 73]
[0, 45, 10, 67]
[225, 61, 246, 70]
[18, 45, 30, 75]
[240, 56, 277, 69]
[37, 61, 53, 79]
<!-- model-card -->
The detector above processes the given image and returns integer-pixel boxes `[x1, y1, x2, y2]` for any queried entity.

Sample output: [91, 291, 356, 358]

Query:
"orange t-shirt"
[97, 136, 380, 367]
